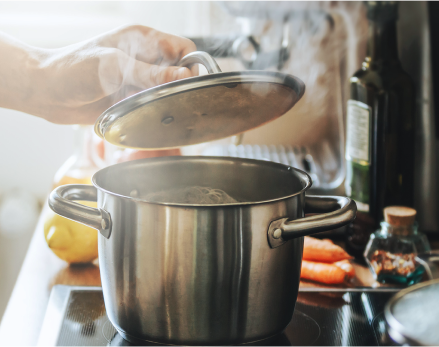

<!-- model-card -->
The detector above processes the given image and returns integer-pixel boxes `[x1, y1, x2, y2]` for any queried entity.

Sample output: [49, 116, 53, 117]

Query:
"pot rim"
[384, 278, 439, 346]
[91, 156, 312, 207]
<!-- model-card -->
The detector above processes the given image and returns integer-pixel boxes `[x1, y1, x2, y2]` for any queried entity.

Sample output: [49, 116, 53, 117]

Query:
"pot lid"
[385, 278, 439, 346]
[94, 51, 305, 150]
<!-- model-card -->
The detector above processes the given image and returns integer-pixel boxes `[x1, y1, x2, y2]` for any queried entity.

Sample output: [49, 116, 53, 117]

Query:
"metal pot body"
[49, 156, 356, 345]
[99, 190, 303, 345]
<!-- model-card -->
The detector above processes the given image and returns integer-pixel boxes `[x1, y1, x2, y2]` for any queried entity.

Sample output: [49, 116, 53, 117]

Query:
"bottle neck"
[73, 125, 95, 168]
[380, 221, 417, 236]
[365, 20, 399, 66]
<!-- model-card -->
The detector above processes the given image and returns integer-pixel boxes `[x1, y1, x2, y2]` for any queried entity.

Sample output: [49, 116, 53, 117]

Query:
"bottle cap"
[384, 206, 417, 226]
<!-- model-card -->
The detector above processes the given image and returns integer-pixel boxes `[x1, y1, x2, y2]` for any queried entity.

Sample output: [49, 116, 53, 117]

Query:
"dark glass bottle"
[345, 2, 415, 257]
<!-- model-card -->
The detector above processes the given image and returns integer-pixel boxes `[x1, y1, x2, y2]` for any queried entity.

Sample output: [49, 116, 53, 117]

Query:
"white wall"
[0, 111, 74, 199]
[0, 2, 123, 200]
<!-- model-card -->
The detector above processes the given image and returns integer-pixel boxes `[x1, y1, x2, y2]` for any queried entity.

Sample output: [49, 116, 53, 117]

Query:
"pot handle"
[48, 184, 112, 239]
[267, 195, 357, 248]
[178, 51, 222, 74]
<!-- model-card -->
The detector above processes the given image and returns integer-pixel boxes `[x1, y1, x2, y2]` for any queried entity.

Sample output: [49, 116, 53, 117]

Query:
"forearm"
[0, 32, 48, 117]
[0, 26, 196, 124]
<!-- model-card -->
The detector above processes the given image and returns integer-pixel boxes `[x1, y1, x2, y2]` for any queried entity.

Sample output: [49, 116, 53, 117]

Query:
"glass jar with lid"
[364, 206, 430, 285]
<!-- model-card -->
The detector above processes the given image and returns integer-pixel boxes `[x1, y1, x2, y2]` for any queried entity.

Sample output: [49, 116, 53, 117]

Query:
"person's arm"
[0, 25, 197, 124]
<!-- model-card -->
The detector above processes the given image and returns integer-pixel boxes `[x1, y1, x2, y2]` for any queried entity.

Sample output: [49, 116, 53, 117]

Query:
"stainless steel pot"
[385, 278, 439, 346]
[49, 156, 356, 345]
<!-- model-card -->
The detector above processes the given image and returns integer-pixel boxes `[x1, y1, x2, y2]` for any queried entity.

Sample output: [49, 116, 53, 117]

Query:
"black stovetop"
[37, 286, 399, 346]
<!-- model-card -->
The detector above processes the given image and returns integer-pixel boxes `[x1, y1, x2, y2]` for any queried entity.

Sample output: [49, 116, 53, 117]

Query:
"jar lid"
[94, 51, 305, 150]
[384, 206, 416, 226]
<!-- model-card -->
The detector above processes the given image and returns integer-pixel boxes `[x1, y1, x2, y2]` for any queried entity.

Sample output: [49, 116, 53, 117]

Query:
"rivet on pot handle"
[48, 184, 112, 239]
[178, 51, 222, 74]
[267, 195, 357, 248]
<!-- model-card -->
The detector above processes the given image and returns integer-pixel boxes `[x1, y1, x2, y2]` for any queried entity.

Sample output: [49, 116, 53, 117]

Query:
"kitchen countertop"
[0, 204, 436, 346]
[0, 205, 101, 346]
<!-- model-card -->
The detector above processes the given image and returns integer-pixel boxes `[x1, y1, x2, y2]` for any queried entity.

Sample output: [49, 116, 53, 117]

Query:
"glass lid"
[95, 51, 305, 150]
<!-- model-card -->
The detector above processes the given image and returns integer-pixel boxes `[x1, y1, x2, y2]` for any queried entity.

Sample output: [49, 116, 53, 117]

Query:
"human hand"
[0, 25, 197, 124]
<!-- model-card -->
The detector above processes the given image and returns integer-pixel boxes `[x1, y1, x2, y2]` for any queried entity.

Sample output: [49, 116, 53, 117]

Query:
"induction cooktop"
[37, 286, 400, 346]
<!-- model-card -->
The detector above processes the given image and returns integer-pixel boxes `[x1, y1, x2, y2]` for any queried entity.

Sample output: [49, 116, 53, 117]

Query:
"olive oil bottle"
[345, 2, 415, 256]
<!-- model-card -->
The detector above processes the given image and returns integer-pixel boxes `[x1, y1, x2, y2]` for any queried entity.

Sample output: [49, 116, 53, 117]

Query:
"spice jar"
[364, 206, 430, 285]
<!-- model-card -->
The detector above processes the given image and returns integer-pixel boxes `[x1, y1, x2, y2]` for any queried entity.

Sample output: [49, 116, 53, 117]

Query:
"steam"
[98, 28, 145, 104]
[97, 26, 187, 106]
[144, 186, 239, 204]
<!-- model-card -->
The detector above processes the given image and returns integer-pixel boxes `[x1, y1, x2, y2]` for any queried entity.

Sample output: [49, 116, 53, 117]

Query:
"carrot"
[322, 238, 333, 244]
[303, 236, 353, 263]
[301, 260, 347, 284]
[333, 259, 356, 279]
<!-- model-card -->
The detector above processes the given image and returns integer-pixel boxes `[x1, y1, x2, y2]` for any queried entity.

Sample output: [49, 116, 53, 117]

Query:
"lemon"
[44, 201, 99, 264]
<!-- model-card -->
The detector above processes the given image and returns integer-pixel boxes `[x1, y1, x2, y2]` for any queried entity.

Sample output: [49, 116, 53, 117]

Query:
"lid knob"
[384, 206, 416, 226]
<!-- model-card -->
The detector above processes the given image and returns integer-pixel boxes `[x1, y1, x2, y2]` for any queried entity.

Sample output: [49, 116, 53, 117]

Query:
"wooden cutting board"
[299, 261, 404, 290]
